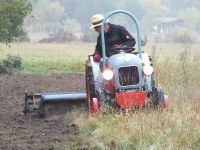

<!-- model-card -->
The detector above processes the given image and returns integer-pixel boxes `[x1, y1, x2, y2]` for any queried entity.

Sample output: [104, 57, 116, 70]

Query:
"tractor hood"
[108, 52, 141, 67]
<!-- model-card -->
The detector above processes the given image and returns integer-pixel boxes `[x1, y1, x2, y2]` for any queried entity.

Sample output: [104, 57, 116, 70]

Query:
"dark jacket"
[95, 23, 136, 57]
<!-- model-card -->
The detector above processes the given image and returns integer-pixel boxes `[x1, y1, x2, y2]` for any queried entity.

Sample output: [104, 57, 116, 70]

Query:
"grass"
[0, 42, 94, 74]
[0, 42, 199, 75]
[0, 42, 199, 149]
[65, 106, 199, 150]
[22, 57, 86, 74]
[62, 42, 199, 150]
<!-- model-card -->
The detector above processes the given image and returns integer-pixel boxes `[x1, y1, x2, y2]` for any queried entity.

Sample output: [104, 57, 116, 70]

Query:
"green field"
[0, 42, 198, 75]
[0, 42, 94, 74]
[0, 42, 199, 149]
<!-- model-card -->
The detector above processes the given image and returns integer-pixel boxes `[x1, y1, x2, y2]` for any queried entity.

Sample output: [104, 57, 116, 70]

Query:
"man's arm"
[94, 36, 102, 57]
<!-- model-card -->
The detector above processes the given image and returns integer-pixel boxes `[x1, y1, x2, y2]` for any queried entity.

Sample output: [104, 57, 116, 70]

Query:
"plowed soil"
[0, 73, 85, 150]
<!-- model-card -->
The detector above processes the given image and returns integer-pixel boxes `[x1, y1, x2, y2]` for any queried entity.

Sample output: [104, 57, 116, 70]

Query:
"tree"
[25, 0, 68, 32]
[60, 0, 117, 31]
[0, 0, 32, 43]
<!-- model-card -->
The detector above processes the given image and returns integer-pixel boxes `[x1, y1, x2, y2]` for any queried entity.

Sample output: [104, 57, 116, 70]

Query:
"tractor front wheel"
[153, 86, 169, 110]
[91, 97, 99, 113]
[164, 95, 169, 111]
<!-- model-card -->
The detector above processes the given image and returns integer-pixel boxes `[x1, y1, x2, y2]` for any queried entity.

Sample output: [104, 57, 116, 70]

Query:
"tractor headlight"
[143, 66, 153, 75]
[103, 69, 113, 80]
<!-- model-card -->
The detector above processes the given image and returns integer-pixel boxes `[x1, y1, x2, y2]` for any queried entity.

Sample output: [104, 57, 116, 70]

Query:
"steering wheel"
[108, 46, 135, 55]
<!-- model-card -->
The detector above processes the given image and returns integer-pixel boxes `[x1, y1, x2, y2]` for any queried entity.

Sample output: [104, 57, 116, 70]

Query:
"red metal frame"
[115, 91, 147, 108]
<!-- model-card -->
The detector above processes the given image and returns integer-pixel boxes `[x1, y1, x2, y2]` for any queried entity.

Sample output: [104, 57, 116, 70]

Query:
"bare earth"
[0, 73, 85, 150]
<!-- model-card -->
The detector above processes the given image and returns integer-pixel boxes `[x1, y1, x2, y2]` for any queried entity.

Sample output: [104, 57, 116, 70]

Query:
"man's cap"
[90, 14, 109, 29]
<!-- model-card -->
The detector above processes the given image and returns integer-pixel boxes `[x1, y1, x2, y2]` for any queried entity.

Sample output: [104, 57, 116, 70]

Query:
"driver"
[90, 14, 136, 61]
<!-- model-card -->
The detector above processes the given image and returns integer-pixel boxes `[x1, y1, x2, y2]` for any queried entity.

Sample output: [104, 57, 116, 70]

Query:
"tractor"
[23, 10, 169, 116]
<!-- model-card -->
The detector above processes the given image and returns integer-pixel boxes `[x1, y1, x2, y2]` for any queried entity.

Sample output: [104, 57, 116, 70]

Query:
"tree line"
[0, 0, 199, 43]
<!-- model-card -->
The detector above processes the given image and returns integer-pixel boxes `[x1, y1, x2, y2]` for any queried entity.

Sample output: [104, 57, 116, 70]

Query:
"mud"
[0, 73, 85, 150]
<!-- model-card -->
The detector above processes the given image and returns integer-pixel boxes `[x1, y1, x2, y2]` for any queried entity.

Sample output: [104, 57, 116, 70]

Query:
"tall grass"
[65, 107, 199, 150]
[63, 43, 200, 150]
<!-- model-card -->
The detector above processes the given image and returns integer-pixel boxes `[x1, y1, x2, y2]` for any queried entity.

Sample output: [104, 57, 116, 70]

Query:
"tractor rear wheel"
[85, 61, 99, 112]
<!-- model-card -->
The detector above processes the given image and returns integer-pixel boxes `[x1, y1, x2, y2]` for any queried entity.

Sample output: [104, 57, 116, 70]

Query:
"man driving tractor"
[90, 13, 136, 61]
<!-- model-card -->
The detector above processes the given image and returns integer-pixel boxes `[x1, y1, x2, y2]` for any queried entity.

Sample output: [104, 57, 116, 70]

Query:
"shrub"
[0, 54, 22, 74]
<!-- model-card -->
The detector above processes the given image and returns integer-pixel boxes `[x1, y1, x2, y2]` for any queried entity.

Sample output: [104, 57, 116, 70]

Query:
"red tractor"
[23, 10, 168, 116]
[85, 10, 168, 113]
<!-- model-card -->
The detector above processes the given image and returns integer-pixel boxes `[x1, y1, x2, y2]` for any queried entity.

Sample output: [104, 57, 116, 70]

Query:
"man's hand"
[112, 44, 121, 49]
[93, 54, 101, 62]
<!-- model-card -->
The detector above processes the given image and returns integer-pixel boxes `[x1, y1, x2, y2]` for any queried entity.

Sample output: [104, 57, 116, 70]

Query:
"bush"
[0, 62, 6, 73]
[0, 54, 22, 74]
[15, 33, 30, 42]
[39, 32, 77, 43]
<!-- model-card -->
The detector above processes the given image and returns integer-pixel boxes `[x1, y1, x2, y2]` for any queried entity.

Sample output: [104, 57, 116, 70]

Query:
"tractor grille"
[118, 66, 139, 86]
